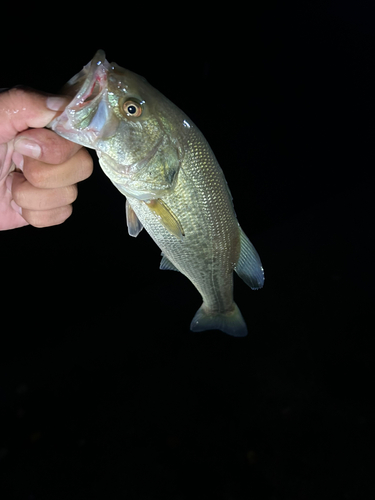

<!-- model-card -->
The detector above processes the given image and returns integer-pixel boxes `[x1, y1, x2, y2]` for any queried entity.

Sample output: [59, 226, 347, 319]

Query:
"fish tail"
[190, 303, 248, 337]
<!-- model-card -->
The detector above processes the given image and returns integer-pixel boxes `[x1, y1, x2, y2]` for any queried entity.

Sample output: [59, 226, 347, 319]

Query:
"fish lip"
[92, 49, 107, 67]
[69, 50, 110, 109]
[48, 50, 119, 144]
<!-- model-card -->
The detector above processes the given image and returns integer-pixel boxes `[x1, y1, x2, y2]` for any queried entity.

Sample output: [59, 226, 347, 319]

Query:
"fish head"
[49, 50, 185, 199]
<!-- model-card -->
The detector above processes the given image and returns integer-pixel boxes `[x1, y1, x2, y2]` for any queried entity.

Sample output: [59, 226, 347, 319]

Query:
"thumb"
[0, 88, 69, 144]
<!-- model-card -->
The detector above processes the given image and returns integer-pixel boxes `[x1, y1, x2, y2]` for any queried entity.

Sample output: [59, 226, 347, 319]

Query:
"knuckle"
[7, 87, 36, 117]
[8, 87, 28, 105]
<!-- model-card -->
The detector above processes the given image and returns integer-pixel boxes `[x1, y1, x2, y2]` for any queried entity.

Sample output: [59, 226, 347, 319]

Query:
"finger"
[21, 148, 93, 189]
[0, 87, 69, 144]
[0, 175, 28, 230]
[13, 128, 82, 166]
[22, 204, 73, 228]
[10, 172, 78, 211]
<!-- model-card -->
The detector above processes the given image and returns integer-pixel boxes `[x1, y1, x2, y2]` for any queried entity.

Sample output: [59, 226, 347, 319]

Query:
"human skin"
[0, 87, 93, 230]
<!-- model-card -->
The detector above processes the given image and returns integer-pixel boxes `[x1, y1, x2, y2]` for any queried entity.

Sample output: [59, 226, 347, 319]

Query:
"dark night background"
[1, 2, 375, 498]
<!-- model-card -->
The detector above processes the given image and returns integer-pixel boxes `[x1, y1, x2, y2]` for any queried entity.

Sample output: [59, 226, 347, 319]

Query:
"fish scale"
[128, 125, 239, 314]
[48, 50, 264, 336]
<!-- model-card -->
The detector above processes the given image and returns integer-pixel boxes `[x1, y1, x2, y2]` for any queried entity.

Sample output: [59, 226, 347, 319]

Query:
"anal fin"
[235, 227, 265, 289]
[160, 252, 180, 272]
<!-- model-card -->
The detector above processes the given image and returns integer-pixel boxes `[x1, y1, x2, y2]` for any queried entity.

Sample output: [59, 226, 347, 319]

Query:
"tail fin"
[190, 303, 248, 337]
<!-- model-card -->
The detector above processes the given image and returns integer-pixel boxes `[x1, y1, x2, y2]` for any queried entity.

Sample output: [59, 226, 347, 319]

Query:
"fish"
[48, 50, 264, 336]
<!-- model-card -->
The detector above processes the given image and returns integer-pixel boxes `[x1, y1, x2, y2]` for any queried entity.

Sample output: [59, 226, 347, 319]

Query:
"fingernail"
[6, 174, 13, 193]
[10, 199, 22, 215]
[46, 96, 69, 111]
[14, 138, 41, 159]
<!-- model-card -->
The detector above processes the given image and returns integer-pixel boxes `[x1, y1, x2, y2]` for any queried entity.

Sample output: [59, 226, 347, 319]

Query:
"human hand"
[0, 88, 93, 230]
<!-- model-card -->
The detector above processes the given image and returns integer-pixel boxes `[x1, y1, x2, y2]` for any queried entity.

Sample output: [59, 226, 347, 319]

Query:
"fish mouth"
[48, 50, 119, 146]
[63, 49, 109, 104]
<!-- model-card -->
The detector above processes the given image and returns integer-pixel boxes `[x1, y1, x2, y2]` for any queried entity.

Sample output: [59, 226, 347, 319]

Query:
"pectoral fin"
[126, 199, 143, 237]
[235, 227, 265, 289]
[145, 199, 185, 241]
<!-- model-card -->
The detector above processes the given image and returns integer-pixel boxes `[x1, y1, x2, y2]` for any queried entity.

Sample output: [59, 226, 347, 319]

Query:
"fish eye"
[122, 99, 143, 118]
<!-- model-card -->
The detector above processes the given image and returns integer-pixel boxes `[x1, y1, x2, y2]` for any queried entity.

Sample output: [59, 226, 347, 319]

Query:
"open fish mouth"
[63, 50, 109, 104]
[48, 50, 119, 145]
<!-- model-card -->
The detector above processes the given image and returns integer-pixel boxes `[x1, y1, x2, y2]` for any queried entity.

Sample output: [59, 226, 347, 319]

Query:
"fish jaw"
[48, 50, 180, 201]
[48, 50, 120, 148]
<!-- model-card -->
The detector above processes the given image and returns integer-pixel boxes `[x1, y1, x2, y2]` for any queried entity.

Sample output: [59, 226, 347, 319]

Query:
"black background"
[1, 2, 375, 498]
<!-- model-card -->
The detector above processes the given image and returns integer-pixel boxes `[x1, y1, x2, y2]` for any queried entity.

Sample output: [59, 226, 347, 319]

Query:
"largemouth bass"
[48, 50, 264, 336]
